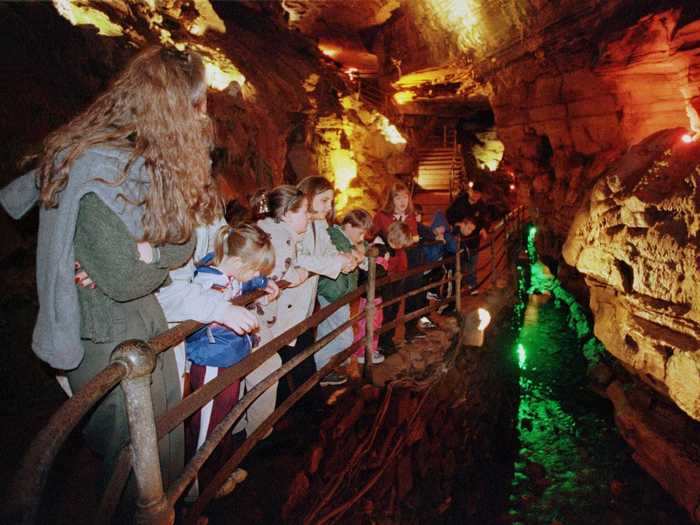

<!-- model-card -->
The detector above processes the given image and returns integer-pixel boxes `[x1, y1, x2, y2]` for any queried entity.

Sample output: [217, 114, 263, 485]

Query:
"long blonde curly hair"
[36, 46, 220, 244]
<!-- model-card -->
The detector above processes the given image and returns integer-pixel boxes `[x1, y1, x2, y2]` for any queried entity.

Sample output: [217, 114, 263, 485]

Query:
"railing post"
[364, 247, 378, 378]
[111, 340, 174, 525]
[490, 228, 497, 286]
[455, 236, 462, 313]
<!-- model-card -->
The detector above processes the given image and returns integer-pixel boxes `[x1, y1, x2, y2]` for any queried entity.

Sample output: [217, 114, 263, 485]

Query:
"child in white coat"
[256, 183, 351, 406]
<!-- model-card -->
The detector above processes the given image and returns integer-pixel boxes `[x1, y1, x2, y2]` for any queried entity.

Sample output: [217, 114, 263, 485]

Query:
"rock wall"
[487, 8, 700, 260]
[563, 128, 700, 420]
[375, 2, 700, 262]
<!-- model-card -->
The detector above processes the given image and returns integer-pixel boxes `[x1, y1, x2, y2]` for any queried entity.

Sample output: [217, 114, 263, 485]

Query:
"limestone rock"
[565, 128, 700, 420]
[606, 380, 700, 521]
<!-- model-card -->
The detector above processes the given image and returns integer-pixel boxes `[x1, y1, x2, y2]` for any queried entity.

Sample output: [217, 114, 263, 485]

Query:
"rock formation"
[564, 128, 700, 420]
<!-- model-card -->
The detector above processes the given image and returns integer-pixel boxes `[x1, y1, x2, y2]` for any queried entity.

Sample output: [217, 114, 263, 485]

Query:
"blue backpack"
[185, 261, 268, 368]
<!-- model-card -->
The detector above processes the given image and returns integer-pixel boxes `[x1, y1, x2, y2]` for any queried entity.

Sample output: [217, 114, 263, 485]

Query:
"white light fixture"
[477, 308, 491, 331]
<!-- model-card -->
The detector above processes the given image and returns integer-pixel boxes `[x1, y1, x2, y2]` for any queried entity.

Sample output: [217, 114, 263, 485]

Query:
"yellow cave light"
[427, 0, 482, 50]
[53, 0, 124, 37]
[202, 56, 246, 91]
[393, 90, 416, 105]
[379, 116, 406, 145]
[330, 149, 357, 192]
[188, 0, 226, 36]
[319, 45, 339, 58]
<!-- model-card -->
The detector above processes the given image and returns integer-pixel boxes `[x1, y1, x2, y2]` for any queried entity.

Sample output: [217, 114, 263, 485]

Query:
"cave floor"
[505, 297, 693, 525]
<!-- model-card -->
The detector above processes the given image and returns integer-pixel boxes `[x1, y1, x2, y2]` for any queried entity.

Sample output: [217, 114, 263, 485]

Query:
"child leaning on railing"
[316, 208, 376, 386]
[184, 223, 277, 497]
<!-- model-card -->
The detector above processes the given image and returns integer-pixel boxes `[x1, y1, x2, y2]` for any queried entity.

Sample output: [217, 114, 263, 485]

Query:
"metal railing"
[7, 206, 526, 525]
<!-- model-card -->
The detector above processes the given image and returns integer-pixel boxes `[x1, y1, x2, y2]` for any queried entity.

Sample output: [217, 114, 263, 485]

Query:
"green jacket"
[75, 193, 196, 344]
[317, 225, 357, 303]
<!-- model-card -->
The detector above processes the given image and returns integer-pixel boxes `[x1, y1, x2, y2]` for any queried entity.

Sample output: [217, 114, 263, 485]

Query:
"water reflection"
[506, 297, 691, 525]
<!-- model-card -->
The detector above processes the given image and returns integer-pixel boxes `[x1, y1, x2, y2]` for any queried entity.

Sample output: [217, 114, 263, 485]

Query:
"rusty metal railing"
[7, 206, 526, 525]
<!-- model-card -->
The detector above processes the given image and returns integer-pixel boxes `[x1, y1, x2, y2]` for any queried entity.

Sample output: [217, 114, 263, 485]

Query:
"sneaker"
[418, 316, 438, 329]
[426, 291, 440, 301]
[320, 371, 348, 386]
[357, 351, 385, 364]
[215, 468, 248, 499]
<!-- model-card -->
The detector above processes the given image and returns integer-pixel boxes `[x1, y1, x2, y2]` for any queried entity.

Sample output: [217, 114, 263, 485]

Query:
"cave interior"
[1, 1, 699, 524]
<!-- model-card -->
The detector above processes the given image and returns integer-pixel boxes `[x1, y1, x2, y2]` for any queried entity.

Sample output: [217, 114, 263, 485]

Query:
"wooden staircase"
[413, 125, 465, 222]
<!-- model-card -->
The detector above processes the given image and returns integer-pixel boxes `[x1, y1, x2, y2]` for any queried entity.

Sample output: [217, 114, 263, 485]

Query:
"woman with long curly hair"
[0, 46, 238, 494]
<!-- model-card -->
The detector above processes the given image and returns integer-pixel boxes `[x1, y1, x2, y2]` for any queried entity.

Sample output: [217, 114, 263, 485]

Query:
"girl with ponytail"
[183, 222, 277, 494]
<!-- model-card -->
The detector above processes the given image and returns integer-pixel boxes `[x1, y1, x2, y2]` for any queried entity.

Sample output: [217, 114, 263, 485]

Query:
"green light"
[517, 343, 527, 369]
[526, 225, 537, 262]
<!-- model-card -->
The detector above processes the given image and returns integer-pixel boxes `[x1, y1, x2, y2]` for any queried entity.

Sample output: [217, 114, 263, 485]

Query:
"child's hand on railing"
[351, 248, 365, 265]
[216, 305, 259, 335]
[339, 253, 357, 273]
[288, 267, 309, 287]
[257, 280, 280, 304]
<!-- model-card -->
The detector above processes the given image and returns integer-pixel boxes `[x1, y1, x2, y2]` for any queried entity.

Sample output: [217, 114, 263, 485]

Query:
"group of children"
[0, 44, 497, 505]
[177, 176, 489, 497]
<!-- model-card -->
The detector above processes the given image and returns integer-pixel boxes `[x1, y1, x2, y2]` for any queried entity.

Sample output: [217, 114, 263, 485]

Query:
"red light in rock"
[509, 184, 516, 191]
[468, 181, 474, 188]
[681, 133, 694, 143]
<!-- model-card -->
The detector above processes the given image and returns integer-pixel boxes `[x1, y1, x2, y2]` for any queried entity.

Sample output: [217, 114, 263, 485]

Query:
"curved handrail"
[7, 362, 128, 525]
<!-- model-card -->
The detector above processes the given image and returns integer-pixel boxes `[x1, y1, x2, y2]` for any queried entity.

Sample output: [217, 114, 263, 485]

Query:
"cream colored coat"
[257, 218, 343, 344]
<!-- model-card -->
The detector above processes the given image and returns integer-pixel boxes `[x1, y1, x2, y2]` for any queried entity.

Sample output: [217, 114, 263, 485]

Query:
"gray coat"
[0, 147, 150, 369]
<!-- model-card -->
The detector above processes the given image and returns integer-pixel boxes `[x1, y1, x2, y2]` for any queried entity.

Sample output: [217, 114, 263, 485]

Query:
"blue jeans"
[315, 296, 354, 369]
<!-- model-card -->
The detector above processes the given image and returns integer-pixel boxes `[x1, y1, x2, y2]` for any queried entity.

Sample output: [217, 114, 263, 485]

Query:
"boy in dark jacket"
[421, 211, 457, 302]
[422, 211, 457, 263]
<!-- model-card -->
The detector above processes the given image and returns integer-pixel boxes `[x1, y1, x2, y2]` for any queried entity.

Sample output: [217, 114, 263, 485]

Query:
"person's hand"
[74, 261, 95, 289]
[136, 241, 154, 263]
[261, 279, 280, 303]
[288, 267, 309, 287]
[351, 248, 365, 265]
[217, 305, 259, 335]
[339, 253, 356, 273]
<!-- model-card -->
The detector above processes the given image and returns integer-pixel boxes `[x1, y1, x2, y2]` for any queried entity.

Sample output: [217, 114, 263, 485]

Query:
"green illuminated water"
[504, 226, 691, 525]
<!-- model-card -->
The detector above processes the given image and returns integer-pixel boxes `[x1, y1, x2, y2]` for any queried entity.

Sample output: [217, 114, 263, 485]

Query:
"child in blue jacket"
[420, 211, 457, 302]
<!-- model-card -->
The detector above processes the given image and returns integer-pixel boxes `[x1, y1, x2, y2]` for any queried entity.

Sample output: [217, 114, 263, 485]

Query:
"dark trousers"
[186, 365, 241, 491]
[379, 246, 428, 346]
[405, 245, 427, 331]
[379, 285, 400, 349]
[276, 329, 322, 408]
